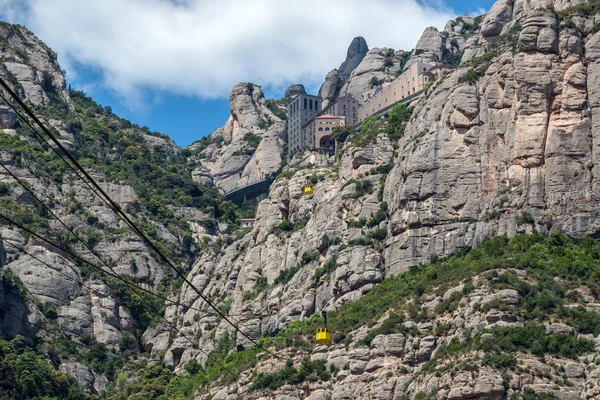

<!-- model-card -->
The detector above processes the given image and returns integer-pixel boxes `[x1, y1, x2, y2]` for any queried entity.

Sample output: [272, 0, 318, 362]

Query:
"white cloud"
[0, 0, 456, 101]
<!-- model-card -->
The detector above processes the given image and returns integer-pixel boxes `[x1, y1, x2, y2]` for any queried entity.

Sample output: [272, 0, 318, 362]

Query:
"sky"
[0, 0, 496, 147]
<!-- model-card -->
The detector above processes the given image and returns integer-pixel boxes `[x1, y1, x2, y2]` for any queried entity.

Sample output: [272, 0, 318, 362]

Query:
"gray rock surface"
[481, 0, 515, 38]
[338, 36, 369, 80]
[318, 69, 341, 109]
[285, 84, 306, 99]
[187, 83, 286, 193]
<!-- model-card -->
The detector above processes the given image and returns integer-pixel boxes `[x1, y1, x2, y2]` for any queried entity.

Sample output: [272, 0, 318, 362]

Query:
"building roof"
[315, 114, 338, 119]
[240, 218, 256, 222]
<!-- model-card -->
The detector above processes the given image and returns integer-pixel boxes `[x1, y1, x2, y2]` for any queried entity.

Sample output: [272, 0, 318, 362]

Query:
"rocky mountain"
[319, 36, 369, 108]
[150, 0, 600, 398]
[0, 21, 237, 395]
[187, 82, 287, 194]
[3, 0, 600, 399]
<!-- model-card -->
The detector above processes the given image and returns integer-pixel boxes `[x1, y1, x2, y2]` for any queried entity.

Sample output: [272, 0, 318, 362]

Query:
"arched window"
[309, 99, 313, 110]
[325, 127, 330, 131]
[304, 98, 307, 109]
[318, 127, 323, 131]
[315, 100, 319, 109]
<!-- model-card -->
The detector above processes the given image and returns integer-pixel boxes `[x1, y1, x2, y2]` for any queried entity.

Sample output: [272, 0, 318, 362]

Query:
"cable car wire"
[0, 217, 239, 379]
[0, 78, 285, 360]
[0, 159, 241, 318]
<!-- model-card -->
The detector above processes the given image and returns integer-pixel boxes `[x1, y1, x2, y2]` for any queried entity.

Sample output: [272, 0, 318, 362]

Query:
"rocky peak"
[188, 82, 287, 193]
[318, 36, 369, 108]
[284, 84, 306, 99]
[338, 36, 369, 80]
[405, 26, 446, 69]
[0, 22, 71, 109]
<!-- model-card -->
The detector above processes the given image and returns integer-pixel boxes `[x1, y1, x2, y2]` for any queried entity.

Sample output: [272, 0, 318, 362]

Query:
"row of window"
[290, 97, 319, 114]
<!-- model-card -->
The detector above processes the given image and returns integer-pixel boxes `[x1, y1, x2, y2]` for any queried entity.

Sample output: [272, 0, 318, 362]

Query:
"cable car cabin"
[303, 184, 314, 196]
[315, 328, 331, 345]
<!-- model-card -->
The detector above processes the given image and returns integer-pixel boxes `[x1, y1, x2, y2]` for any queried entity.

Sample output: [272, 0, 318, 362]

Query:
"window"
[315, 100, 318, 109]
[304, 98, 307, 109]
[309, 99, 313, 110]
[318, 127, 323, 131]
[325, 127, 330, 131]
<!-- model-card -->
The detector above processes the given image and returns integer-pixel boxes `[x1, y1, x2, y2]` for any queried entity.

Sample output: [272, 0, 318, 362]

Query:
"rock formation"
[284, 84, 306, 99]
[318, 37, 369, 108]
[338, 36, 369, 80]
[4, 0, 600, 398]
[187, 82, 286, 193]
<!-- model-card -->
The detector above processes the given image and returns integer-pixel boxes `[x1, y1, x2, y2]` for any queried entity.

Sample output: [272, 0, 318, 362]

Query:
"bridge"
[224, 172, 279, 205]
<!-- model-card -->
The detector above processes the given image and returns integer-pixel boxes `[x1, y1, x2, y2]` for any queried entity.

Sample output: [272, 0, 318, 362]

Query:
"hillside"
[3, 0, 600, 399]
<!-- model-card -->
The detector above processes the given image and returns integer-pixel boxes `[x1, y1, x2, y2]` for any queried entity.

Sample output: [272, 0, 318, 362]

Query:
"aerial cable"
[0, 215, 239, 379]
[2, 239, 236, 375]
[0, 77, 286, 361]
[0, 159, 240, 318]
[0, 90, 245, 318]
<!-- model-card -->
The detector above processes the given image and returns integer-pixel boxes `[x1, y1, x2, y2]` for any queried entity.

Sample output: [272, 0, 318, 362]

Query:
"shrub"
[368, 227, 388, 241]
[255, 276, 268, 292]
[184, 359, 201, 375]
[118, 333, 138, 352]
[458, 68, 483, 85]
[386, 103, 412, 140]
[516, 212, 535, 226]
[331, 125, 355, 143]
[480, 323, 595, 358]
[369, 76, 384, 87]
[313, 257, 338, 283]
[250, 357, 330, 391]
[274, 266, 300, 285]
[0, 182, 10, 196]
[279, 220, 295, 231]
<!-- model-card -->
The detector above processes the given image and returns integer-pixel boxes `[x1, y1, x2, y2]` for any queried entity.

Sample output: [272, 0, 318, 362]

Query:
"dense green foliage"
[0, 337, 88, 400]
[386, 103, 412, 139]
[69, 90, 237, 227]
[104, 334, 262, 400]
[353, 102, 412, 146]
[556, 0, 600, 19]
[481, 323, 594, 358]
[250, 357, 330, 391]
[330, 125, 355, 143]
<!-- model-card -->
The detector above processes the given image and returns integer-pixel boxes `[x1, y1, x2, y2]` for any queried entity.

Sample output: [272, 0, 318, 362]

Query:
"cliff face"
[4, 0, 600, 398]
[384, 0, 600, 274]
[154, 0, 600, 398]
[0, 22, 228, 393]
[187, 83, 287, 194]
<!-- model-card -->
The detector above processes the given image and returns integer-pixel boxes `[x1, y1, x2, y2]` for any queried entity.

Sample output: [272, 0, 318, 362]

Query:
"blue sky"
[1, 0, 496, 147]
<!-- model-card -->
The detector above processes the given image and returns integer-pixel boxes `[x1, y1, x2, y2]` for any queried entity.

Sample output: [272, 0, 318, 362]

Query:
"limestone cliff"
[0, 21, 228, 394]
[152, 0, 600, 398]
[187, 83, 287, 194]
[4, 0, 600, 398]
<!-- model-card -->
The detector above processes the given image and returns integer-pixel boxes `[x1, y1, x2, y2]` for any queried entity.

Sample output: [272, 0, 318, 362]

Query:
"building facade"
[321, 96, 359, 126]
[287, 93, 322, 160]
[358, 61, 436, 122]
[303, 114, 345, 154]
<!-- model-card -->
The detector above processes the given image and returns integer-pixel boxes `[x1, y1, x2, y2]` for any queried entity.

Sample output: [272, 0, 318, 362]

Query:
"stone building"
[303, 114, 346, 155]
[321, 96, 360, 126]
[358, 61, 436, 122]
[286, 93, 321, 160]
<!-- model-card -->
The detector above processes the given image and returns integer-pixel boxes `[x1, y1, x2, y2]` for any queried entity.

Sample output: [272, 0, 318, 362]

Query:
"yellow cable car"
[316, 327, 331, 345]
[303, 184, 314, 196]
[315, 311, 331, 345]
